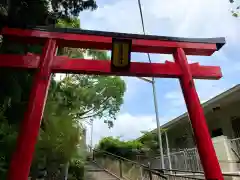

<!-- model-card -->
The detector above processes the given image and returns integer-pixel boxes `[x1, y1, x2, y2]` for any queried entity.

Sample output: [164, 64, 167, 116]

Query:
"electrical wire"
[137, 0, 152, 64]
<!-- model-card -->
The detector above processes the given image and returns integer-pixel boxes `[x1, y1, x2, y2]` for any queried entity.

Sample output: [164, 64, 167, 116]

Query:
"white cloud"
[79, 0, 240, 142]
[81, 0, 142, 33]
[81, 0, 239, 41]
[85, 113, 164, 146]
[164, 80, 232, 108]
[146, 0, 239, 41]
[121, 76, 146, 100]
[194, 79, 234, 103]
[165, 91, 185, 107]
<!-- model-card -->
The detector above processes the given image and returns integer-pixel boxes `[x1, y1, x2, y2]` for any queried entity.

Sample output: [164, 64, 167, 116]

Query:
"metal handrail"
[154, 168, 240, 177]
[93, 149, 148, 168]
[153, 168, 204, 174]
[92, 149, 166, 178]
[93, 149, 203, 174]
[92, 149, 240, 179]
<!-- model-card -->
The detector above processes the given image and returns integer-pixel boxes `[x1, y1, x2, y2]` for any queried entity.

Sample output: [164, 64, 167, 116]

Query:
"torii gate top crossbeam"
[1, 27, 225, 56]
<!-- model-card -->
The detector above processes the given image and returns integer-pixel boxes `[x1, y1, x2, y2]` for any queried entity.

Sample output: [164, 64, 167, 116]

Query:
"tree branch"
[78, 100, 111, 120]
[78, 110, 104, 120]
[77, 96, 110, 117]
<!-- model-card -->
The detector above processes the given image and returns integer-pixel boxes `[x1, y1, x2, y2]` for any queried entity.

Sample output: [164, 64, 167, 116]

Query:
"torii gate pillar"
[174, 48, 223, 179]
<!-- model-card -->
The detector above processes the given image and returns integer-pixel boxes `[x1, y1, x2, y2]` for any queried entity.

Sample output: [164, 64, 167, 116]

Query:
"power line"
[137, 0, 152, 64]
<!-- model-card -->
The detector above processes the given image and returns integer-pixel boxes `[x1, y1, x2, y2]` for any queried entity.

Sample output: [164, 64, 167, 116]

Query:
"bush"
[96, 137, 143, 160]
[68, 160, 85, 180]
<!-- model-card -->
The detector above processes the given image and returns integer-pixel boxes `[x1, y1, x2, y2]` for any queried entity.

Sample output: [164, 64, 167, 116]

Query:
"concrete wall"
[212, 136, 239, 173]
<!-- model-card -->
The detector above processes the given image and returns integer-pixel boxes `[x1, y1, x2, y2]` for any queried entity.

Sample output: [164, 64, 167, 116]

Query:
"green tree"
[0, 3, 126, 179]
[31, 98, 83, 179]
[58, 75, 125, 123]
[0, 115, 18, 179]
[0, 0, 97, 28]
[97, 137, 143, 160]
[230, 0, 239, 17]
[139, 131, 159, 153]
[54, 17, 126, 126]
[31, 70, 125, 178]
[28, 20, 125, 179]
[139, 129, 169, 156]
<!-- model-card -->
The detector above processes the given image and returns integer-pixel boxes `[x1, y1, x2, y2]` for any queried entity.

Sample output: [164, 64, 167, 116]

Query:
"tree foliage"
[51, 0, 97, 18]
[96, 130, 170, 161]
[0, 118, 17, 179]
[0, 1, 126, 178]
[139, 131, 159, 154]
[31, 18, 125, 179]
[53, 74, 125, 124]
[30, 79, 85, 179]
[54, 18, 126, 127]
[230, 0, 240, 17]
[0, 0, 97, 28]
[96, 137, 143, 160]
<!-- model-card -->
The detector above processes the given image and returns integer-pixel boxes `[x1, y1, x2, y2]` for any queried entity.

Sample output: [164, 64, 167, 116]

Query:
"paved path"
[85, 161, 121, 180]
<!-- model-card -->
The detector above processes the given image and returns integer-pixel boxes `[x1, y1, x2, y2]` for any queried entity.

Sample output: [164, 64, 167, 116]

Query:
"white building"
[138, 84, 240, 174]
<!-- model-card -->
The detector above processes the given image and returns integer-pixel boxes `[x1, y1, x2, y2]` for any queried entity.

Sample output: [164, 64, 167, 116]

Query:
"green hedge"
[96, 137, 144, 160]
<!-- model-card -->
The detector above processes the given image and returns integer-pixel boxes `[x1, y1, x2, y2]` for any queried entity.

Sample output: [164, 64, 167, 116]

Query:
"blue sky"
[79, 0, 240, 145]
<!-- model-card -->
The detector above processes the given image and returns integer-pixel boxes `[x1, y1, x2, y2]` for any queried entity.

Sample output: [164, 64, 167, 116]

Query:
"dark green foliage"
[97, 137, 143, 160]
[229, 0, 239, 17]
[0, 110, 18, 178]
[139, 131, 159, 153]
[68, 160, 85, 180]
[139, 130, 169, 155]
[0, 0, 97, 28]
[51, 0, 97, 19]
[0, 1, 126, 179]
[0, 41, 42, 125]
[96, 131, 168, 160]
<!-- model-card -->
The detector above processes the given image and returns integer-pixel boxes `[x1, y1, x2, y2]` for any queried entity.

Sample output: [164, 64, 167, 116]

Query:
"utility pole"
[136, 0, 165, 168]
[138, 77, 165, 169]
[90, 119, 94, 150]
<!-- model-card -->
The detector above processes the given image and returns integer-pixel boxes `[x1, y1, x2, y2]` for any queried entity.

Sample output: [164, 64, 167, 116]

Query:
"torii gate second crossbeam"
[0, 27, 225, 180]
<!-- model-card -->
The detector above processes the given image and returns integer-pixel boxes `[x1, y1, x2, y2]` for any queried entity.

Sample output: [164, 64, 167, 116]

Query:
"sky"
[78, 0, 240, 146]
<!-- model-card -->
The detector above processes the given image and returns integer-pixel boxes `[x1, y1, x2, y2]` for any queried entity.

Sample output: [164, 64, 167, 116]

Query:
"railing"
[136, 148, 203, 172]
[137, 139, 240, 173]
[92, 149, 240, 180]
[93, 149, 167, 180]
[230, 137, 240, 160]
[92, 149, 209, 180]
[155, 168, 240, 180]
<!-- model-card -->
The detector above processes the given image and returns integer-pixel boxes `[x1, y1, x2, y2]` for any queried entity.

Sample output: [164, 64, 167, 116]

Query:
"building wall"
[146, 136, 240, 174]
[165, 119, 195, 151]
[165, 100, 240, 152]
[205, 100, 240, 139]
[212, 136, 239, 174]
[140, 86, 240, 174]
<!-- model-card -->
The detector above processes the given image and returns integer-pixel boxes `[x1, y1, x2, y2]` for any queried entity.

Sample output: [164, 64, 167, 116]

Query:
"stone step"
[85, 161, 120, 180]
[86, 170, 119, 180]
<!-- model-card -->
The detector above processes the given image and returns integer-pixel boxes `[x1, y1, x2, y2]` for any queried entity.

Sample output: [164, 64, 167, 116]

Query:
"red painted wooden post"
[173, 48, 223, 180]
[7, 39, 57, 180]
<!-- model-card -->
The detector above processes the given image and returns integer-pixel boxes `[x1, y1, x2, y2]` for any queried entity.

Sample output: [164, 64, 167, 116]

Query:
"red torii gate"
[0, 27, 225, 180]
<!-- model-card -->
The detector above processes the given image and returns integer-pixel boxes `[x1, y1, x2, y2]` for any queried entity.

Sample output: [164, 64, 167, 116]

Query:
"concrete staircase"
[85, 161, 121, 180]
